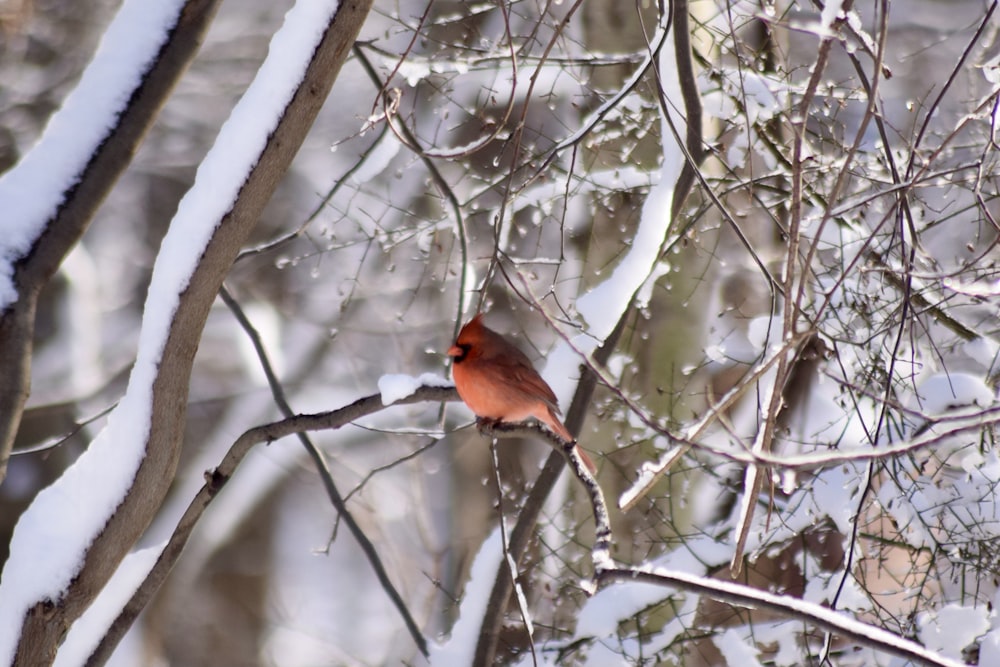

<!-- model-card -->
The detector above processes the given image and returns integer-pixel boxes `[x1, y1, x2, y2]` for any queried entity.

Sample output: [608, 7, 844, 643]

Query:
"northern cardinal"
[447, 314, 596, 473]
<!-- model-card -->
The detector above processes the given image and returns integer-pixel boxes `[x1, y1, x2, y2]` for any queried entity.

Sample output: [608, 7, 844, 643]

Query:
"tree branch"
[594, 567, 964, 667]
[219, 286, 429, 657]
[668, 0, 706, 221]
[10, 1, 374, 663]
[477, 419, 613, 578]
[0, 0, 221, 483]
[87, 385, 455, 666]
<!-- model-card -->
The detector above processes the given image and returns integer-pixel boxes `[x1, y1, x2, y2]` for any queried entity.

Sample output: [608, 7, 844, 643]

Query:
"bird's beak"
[446, 345, 462, 358]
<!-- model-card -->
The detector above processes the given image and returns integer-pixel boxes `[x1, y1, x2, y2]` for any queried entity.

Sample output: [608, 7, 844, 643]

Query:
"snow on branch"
[0, 0, 373, 663]
[0, 0, 186, 309]
[594, 567, 966, 667]
[0, 0, 218, 481]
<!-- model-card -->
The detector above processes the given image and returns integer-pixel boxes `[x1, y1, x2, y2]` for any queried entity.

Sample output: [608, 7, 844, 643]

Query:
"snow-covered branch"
[0, 0, 373, 663]
[0, 0, 219, 481]
[594, 567, 966, 667]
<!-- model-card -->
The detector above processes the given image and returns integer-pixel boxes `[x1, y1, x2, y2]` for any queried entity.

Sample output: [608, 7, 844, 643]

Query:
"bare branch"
[87, 384, 454, 666]
[218, 285, 429, 657]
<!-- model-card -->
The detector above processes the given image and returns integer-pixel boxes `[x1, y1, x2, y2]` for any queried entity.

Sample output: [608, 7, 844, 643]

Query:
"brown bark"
[0, 0, 222, 483]
[9, 1, 374, 663]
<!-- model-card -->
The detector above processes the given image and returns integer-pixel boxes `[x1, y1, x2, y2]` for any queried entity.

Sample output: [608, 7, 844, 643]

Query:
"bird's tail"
[545, 408, 597, 474]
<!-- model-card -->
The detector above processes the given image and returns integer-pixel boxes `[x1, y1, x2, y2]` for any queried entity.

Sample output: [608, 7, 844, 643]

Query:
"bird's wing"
[476, 327, 562, 411]
[489, 353, 561, 411]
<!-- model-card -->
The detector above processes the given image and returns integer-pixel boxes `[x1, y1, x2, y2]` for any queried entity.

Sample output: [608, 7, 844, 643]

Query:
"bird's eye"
[454, 343, 472, 362]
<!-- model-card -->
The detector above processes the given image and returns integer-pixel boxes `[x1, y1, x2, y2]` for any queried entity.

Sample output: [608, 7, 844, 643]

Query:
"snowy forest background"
[1, 0, 1000, 665]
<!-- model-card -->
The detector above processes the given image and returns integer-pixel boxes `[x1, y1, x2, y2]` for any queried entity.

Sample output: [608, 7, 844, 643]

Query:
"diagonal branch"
[594, 567, 964, 667]
[0, 0, 222, 483]
[477, 420, 613, 577]
[6, 1, 374, 663]
[219, 286, 429, 657]
[86, 385, 456, 666]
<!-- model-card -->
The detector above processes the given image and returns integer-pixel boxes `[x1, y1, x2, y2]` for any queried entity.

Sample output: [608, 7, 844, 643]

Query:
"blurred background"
[2, 0, 1000, 665]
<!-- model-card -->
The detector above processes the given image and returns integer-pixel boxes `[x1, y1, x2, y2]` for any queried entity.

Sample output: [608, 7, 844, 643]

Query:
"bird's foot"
[475, 416, 503, 434]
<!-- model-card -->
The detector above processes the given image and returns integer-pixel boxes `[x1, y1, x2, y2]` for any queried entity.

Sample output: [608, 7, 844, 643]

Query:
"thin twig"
[233, 120, 393, 264]
[489, 438, 539, 667]
[477, 419, 613, 578]
[86, 384, 455, 666]
[482, 0, 588, 311]
[726, 0, 853, 577]
[218, 286, 430, 656]
[10, 402, 117, 456]
[351, 44, 470, 344]
[644, 1, 783, 295]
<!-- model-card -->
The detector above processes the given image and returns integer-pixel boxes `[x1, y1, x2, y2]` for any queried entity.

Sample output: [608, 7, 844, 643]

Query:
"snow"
[645, 568, 967, 667]
[348, 132, 402, 184]
[575, 18, 683, 342]
[378, 372, 453, 405]
[917, 603, 989, 660]
[428, 529, 504, 665]
[575, 579, 672, 638]
[617, 445, 684, 510]
[551, 21, 669, 155]
[575, 562, 968, 666]
[714, 628, 763, 667]
[0, 0, 186, 309]
[0, 0, 343, 661]
[507, 550, 534, 637]
[907, 371, 994, 416]
[982, 588, 1000, 665]
[0, 390, 154, 666]
[819, 0, 845, 33]
[575, 537, 726, 642]
[538, 332, 599, 407]
[747, 314, 783, 352]
[942, 276, 1000, 298]
[53, 545, 164, 667]
[803, 557, 868, 612]
[751, 621, 813, 667]
[740, 71, 789, 125]
[741, 464, 862, 563]
[981, 631, 1000, 666]
[575, 167, 675, 339]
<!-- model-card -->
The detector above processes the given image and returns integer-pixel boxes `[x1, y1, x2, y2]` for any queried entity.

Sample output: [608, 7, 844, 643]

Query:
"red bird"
[447, 314, 596, 473]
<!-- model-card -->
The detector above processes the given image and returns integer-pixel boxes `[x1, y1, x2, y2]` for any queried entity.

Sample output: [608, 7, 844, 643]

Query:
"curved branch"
[0, 0, 222, 482]
[477, 419, 613, 573]
[8, 1, 374, 663]
[667, 0, 705, 221]
[86, 385, 455, 666]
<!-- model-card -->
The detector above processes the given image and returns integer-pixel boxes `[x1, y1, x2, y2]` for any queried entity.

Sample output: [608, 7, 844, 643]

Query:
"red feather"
[447, 314, 596, 473]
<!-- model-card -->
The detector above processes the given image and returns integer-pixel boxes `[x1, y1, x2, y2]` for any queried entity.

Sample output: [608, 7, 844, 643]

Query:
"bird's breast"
[452, 360, 545, 422]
